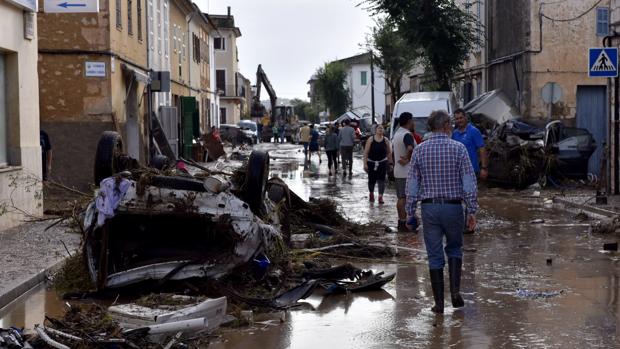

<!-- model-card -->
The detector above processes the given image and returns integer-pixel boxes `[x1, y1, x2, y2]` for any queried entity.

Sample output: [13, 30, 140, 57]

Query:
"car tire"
[94, 131, 123, 186]
[149, 175, 207, 192]
[244, 150, 270, 214]
[151, 154, 172, 170]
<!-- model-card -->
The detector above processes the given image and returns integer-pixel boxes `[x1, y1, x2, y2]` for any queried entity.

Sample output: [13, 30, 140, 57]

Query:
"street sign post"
[44, 0, 99, 13]
[589, 47, 618, 78]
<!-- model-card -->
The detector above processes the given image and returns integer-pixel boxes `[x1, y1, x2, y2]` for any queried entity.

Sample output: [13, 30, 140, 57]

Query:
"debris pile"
[21, 131, 397, 348]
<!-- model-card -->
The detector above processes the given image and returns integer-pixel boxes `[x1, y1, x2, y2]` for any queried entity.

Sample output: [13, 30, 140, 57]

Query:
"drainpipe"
[186, 12, 197, 97]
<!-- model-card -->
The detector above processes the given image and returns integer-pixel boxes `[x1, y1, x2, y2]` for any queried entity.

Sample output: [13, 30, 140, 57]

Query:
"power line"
[541, 0, 605, 22]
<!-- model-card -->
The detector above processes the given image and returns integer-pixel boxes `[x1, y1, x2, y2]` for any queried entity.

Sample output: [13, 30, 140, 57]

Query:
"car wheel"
[244, 150, 270, 214]
[94, 131, 123, 186]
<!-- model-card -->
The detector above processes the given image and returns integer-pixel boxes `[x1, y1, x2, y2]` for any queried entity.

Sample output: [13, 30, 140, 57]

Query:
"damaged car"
[465, 90, 597, 188]
[84, 131, 285, 290]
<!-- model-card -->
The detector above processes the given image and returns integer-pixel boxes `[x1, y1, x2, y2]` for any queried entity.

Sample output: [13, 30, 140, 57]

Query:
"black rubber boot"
[429, 268, 444, 314]
[449, 258, 465, 308]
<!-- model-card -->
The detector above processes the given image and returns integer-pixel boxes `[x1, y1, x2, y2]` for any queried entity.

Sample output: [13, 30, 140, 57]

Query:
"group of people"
[358, 108, 486, 315]
[298, 119, 358, 177]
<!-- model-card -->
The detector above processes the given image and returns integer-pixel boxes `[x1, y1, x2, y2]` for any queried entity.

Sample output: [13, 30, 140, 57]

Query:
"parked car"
[238, 120, 259, 144]
[220, 124, 254, 145]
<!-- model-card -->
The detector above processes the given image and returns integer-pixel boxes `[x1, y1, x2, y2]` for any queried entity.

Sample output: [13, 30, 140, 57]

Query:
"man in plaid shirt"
[406, 110, 479, 314]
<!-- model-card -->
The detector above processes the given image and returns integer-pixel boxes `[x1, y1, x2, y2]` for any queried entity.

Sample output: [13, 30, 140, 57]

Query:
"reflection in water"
[0, 283, 64, 330]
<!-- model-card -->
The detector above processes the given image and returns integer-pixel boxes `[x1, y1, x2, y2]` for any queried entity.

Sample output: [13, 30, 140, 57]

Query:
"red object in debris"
[176, 161, 189, 174]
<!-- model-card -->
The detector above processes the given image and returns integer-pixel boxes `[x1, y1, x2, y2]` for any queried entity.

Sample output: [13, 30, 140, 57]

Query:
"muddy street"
[2, 143, 620, 348]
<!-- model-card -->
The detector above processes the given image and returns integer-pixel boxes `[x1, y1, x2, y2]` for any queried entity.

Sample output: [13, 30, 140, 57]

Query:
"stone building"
[485, 0, 612, 176]
[0, 0, 41, 229]
[38, 0, 149, 190]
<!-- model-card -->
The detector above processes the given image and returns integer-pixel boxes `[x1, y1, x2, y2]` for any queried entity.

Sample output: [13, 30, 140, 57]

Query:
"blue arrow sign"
[58, 2, 86, 7]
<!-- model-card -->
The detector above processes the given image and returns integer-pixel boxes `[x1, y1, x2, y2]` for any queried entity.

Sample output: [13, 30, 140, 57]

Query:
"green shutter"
[180, 96, 198, 159]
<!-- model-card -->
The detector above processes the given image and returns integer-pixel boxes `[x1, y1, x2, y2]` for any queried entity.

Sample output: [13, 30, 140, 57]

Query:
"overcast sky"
[195, 0, 376, 100]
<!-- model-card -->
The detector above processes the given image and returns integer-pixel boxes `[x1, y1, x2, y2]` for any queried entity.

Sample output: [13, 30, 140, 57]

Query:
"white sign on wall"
[44, 0, 99, 13]
[85, 62, 106, 77]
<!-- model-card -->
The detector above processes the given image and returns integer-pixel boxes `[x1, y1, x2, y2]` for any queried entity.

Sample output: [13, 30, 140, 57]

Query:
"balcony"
[217, 84, 246, 99]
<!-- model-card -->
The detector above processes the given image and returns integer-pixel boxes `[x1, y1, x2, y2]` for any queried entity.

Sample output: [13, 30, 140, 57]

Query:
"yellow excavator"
[251, 65, 295, 142]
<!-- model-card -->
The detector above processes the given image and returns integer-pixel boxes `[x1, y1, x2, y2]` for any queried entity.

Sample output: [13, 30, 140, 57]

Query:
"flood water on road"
[2, 143, 619, 348]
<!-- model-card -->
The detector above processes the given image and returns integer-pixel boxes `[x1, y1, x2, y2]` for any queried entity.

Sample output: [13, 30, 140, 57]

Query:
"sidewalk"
[553, 191, 620, 218]
[0, 220, 81, 310]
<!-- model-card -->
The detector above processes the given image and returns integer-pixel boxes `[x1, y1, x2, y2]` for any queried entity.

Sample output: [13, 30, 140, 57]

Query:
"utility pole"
[370, 52, 376, 124]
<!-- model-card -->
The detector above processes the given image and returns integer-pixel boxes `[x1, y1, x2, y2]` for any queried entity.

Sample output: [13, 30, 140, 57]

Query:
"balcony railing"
[217, 84, 246, 98]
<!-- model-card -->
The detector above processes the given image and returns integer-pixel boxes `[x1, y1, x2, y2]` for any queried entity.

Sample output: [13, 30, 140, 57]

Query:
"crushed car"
[464, 89, 597, 187]
[84, 131, 285, 290]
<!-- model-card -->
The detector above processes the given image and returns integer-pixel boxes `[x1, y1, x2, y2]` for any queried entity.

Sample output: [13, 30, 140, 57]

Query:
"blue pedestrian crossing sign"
[589, 48, 618, 77]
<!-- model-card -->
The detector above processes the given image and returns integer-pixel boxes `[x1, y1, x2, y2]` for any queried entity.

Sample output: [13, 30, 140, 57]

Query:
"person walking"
[392, 112, 417, 232]
[299, 123, 311, 161]
[452, 108, 488, 180]
[363, 125, 392, 204]
[279, 122, 286, 144]
[338, 119, 356, 178]
[273, 124, 280, 144]
[308, 124, 322, 163]
[406, 110, 479, 314]
[324, 125, 339, 175]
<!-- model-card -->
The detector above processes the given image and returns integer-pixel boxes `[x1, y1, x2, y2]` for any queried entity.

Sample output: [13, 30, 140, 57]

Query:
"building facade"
[485, 0, 612, 178]
[0, 0, 42, 229]
[38, 0, 149, 191]
[211, 8, 243, 125]
[309, 53, 386, 120]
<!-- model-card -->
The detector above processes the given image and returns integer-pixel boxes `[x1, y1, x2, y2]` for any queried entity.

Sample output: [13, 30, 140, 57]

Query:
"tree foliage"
[365, 0, 480, 90]
[290, 98, 318, 122]
[314, 61, 351, 117]
[366, 17, 420, 107]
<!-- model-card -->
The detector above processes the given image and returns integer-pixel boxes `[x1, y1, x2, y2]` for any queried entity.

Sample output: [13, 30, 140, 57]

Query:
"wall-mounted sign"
[44, 0, 99, 13]
[85, 62, 106, 77]
[589, 48, 618, 78]
[6, 0, 37, 12]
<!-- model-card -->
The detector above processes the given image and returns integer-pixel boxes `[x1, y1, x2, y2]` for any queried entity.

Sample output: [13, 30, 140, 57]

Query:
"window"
[216, 70, 226, 92]
[214, 37, 225, 50]
[0, 54, 6, 167]
[127, 0, 133, 35]
[361, 71, 368, 86]
[597, 7, 610, 37]
[220, 108, 227, 124]
[137, 0, 142, 41]
[116, 0, 122, 29]
[193, 33, 201, 63]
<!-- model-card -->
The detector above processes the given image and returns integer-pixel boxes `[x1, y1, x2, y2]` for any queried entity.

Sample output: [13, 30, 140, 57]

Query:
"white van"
[390, 92, 458, 141]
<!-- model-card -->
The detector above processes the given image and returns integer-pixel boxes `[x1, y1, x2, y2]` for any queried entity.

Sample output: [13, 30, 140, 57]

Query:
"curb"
[0, 256, 68, 310]
[553, 197, 619, 218]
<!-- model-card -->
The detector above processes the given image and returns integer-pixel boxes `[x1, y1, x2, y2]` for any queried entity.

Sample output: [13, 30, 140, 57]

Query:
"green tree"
[365, 0, 480, 90]
[366, 18, 420, 108]
[314, 61, 351, 117]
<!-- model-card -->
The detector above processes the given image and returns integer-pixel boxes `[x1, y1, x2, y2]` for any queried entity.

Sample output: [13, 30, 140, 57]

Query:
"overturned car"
[465, 90, 597, 187]
[83, 131, 287, 289]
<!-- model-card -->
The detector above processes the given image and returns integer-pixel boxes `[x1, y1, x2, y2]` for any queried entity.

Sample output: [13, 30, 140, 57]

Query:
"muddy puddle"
[2, 144, 620, 348]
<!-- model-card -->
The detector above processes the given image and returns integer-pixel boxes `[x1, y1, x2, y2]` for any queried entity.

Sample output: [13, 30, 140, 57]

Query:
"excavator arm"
[251, 65, 277, 121]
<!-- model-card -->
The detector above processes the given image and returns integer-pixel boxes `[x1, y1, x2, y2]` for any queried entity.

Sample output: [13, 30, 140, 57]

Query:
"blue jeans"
[421, 203, 464, 269]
